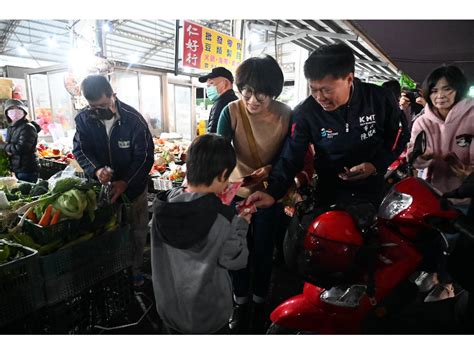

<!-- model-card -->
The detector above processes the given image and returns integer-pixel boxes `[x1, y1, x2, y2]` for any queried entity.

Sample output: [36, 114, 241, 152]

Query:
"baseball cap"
[198, 67, 234, 83]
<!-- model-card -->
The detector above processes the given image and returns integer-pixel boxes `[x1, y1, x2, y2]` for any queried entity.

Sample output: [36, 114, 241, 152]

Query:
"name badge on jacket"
[118, 140, 131, 148]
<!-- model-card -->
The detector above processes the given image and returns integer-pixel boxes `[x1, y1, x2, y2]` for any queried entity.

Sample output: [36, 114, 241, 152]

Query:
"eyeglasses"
[241, 87, 268, 103]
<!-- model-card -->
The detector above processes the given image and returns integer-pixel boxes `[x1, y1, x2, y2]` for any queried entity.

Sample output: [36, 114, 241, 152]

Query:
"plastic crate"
[27, 269, 133, 334]
[40, 225, 131, 306]
[22, 204, 118, 246]
[38, 157, 68, 170]
[0, 240, 45, 327]
[23, 218, 81, 245]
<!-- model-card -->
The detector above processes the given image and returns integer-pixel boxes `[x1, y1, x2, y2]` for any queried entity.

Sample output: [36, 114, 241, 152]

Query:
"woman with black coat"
[1, 99, 40, 182]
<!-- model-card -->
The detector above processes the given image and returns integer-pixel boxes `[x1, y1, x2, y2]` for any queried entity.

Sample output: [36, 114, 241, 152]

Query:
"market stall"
[0, 173, 132, 332]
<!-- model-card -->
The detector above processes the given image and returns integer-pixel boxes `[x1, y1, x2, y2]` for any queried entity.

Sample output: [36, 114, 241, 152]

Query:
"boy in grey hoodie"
[151, 134, 251, 334]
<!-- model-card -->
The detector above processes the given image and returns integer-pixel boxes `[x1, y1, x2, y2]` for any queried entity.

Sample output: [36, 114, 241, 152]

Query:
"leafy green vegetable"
[18, 183, 33, 195]
[0, 150, 10, 177]
[85, 189, 97, 221]
[31, 185, 49, 197]
[36, 180, 49, 189]
[52, 189, 88, 220]
[52, 177, 84, 194]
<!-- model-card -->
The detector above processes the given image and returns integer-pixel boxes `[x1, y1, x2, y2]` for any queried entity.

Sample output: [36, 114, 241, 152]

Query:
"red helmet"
[304, 210, 363, 273]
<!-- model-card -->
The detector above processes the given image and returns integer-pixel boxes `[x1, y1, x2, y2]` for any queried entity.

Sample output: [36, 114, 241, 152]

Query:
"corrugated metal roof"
[0, 19, 399, 81]
[246, 19, 401, 82]
[0, 19, 234, 71]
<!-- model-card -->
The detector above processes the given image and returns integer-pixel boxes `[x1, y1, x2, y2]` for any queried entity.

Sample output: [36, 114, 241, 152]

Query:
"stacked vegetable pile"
[25, 177, 97, 226]
[0, 239, 27, 265]
[0, 177, 118, 255]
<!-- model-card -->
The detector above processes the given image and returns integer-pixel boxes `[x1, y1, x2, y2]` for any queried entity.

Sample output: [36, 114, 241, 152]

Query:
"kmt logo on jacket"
[359, 114, 376, 125]
[320, 128, 338, 139]
[359, 114, 376, 141]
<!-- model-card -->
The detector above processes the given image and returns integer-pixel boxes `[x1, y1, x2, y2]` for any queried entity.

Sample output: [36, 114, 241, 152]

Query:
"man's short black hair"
[422, 65, 468, 108]
[304, 43, 355, 81]
[81, 75, 114, 101]
[382, 80, 402, 101]
[235, 55, 284, 98]
[186, 134, 236, 186]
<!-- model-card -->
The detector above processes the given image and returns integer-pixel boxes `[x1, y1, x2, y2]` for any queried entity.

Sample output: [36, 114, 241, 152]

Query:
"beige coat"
[227, 99, 291, 198]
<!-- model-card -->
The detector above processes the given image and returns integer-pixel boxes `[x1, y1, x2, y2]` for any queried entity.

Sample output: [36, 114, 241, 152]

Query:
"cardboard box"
[0, 78, 13, 100]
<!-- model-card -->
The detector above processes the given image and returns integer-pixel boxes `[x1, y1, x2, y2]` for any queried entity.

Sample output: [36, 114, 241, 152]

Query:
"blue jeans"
[230, 197, 282, 300]
[15, 172, 39, 183]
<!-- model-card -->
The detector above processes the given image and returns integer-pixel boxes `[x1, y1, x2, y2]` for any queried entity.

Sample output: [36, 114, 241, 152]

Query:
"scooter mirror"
[408, 130, 426, 163]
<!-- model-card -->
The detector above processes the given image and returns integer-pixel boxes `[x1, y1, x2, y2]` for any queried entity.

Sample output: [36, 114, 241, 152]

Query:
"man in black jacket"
[247, 43, 408, 209]
[199, 67, 238, 133]
[73, 75, 154, 286]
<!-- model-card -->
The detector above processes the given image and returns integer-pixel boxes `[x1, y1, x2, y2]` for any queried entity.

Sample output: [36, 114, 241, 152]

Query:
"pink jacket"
[409, 99, 474, 203]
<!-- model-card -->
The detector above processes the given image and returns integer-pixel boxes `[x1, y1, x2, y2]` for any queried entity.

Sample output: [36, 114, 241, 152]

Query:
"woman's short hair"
[186, 134, 236, 186]
[422, 65, 468, 107]
[235, 55, 284, 98]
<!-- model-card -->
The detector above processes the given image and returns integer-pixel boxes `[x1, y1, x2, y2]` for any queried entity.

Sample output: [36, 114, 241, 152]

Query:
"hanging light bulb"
[17, 45, 28, 56]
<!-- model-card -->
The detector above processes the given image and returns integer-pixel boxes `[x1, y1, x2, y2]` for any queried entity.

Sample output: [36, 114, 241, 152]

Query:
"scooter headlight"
[378, 189, 413, 220]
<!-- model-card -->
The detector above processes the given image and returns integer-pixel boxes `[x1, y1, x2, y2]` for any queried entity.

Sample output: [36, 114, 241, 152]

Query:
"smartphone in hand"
[339, 170, 363, 179]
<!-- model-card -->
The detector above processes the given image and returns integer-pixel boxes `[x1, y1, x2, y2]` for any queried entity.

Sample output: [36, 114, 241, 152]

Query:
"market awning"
[245, 19, 401, 82]
[0, 20, 234, 71]
[349, 20, 474, 85]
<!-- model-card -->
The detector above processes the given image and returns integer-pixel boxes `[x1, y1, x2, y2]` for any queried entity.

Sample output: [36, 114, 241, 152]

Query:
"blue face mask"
[206, 86, 220, 102]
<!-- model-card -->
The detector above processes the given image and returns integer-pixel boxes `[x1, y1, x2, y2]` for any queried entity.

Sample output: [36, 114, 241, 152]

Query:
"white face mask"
[7, 109, 25, 122]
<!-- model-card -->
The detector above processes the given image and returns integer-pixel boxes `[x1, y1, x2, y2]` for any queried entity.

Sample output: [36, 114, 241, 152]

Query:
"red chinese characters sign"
[182, 21, 243, 71]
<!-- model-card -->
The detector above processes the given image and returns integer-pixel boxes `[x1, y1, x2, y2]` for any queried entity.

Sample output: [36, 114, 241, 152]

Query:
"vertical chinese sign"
[182, 21, 243, 72]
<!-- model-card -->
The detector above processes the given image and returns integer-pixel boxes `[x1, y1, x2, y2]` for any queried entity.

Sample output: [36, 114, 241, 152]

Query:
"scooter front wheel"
[266, 322, 315, 335]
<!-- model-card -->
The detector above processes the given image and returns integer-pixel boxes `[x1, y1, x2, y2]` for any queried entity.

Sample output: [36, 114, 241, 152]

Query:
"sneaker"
[132, 274, 145, 288]
[424, 284, 455, 303]
[229, 303, 250, 334]
[415, 272, 438, 293]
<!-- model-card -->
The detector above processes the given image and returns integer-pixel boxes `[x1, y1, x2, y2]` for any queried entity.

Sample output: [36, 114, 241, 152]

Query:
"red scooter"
[267, 132, 474, 334]
[385, 148, 408, 189]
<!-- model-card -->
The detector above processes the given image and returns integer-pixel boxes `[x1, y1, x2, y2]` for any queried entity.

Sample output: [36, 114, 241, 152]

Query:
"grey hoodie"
[151, 187, 249, 334]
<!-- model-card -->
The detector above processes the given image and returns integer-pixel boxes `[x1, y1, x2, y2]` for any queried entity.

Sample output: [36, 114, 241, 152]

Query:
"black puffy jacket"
[3, 119, 40, 173]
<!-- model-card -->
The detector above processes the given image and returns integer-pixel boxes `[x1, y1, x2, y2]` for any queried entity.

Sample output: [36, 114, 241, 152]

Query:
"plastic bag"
[47, 165, 85, 192]
[0, 176, 17, 190]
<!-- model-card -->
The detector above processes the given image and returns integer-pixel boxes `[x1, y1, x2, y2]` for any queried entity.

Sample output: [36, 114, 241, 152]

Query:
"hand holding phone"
[339, 170, 364, 179]
[338, 163, 376, 181]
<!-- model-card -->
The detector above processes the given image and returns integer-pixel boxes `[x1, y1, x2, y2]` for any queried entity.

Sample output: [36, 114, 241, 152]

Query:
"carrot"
[26, 209, 38, 223]
[39, 204, 53, 227]
[50, 209, 61, 225]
